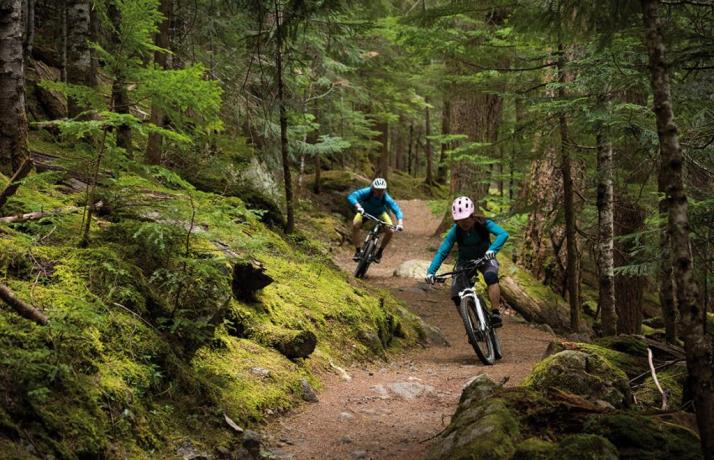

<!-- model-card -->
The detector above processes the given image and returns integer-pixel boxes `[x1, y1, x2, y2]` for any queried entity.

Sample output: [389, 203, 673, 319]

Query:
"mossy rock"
[633, 362, 687, 409]
[555, 434, 618, 460]
[512, 437, 557, 460]
[594, 335, 648, 358]
[545, 341, 646, 379]
[426, 376, 520, 460]
[524, 350, 631, 408]
[583, 414, 702, 459]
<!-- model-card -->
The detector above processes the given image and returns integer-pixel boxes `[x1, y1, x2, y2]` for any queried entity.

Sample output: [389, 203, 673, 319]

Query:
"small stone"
[340, 435, 353, 444]
[224, 413, 244, 434]
[300, 378, 319, 402]
[338, 412, 354, 422]
[388, 381, 434, 400]
[249, 367, 271, 378]
[351, 450, 368, 459]
[242, 429, 262, 454]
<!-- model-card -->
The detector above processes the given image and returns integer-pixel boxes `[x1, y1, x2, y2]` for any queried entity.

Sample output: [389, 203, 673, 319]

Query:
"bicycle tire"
[460, 296, 496, 365]
[478, 294, 503, 361]
[354, 239, 374, 278]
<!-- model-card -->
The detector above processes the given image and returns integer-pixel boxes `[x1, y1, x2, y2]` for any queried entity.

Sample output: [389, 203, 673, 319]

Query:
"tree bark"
[557, 43, 580, 332]
[614, 195, 645, 334]
[0, 283, 48, 325]
[659, 164, 677, 343]
[424, 97, 434, 185]
[65, 0, 95, 117]
[0, 158, 32, 210]
[641, 1, 714, 456]
[407, 123, 414, 176]
[596, 128, 617, 336]
[374, 121, 389, 180]
[22, 0, 34, 62]
[275, 0, 294, 233]
[108, 3, 131, 150]
[437, 99, 450, 184]
[145, 0, 172, 164]
[0, 0, 29, 175]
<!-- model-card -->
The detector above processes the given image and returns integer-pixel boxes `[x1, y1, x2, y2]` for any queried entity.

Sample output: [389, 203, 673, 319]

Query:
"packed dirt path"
[267, 200, 556, 460]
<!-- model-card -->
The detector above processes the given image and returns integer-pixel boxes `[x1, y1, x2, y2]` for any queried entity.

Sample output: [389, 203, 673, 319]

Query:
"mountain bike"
[435, 257, 502, 365]
[353, 212, 397, 279]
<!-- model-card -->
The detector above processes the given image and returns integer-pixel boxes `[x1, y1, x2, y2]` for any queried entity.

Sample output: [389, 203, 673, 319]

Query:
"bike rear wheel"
[460, 296, 497, 365]
[354, 239, 375, 278]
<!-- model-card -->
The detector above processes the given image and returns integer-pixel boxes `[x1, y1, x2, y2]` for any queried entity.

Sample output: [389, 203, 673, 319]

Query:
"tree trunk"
[66, 0, 95, 117]
[374, 121, 389, 180]
[424, 97, 434, 185]
[659, 165, 677, 343]
[22, 0, 34, 62]
[614, 195, 645, 334]
[557, 43, 580, 332]
[407, 123, 413, 176]
[437, 99, 450, 184]
[145, 0, 172, 164]
[312, 153, 321, 194]
[274, 0, 294, 233]
[641, 1, 714, 456]
[0, 0, 29, 175]
[596, 128, 617, 336]
[108, 3, 131, 150]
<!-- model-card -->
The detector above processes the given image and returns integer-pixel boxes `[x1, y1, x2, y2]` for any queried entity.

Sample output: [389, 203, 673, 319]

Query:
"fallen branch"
[648, 348, 668, 411]
[0, 158, 34, 211]
[0, 283, 48, 325]
[0, 201, 102, 224]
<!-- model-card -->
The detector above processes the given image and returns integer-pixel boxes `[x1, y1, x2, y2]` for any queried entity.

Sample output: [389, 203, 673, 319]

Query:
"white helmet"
[451, 196, 474, 220]
[371, 177, 387, 190]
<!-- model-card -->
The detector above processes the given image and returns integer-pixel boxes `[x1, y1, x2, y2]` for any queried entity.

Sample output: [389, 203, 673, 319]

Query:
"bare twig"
[0, 283, 48, 325]
[648, 347, 668, 410]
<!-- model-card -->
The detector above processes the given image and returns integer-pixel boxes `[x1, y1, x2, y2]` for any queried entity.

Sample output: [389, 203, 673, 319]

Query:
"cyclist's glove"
[425, 273, 435, 285]
[356, 205, 365, 215]
[484, 250, 496, 260]
[395, 224, 404, 232]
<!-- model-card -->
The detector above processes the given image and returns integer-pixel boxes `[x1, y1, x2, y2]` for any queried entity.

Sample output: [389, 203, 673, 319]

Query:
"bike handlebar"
[362, 212, 400, 231]
[434, 257, 488, 282]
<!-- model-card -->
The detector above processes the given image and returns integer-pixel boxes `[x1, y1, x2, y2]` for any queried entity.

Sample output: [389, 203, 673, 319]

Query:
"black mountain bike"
[354, 212, 397, 279]
[435, 257, 502, 365]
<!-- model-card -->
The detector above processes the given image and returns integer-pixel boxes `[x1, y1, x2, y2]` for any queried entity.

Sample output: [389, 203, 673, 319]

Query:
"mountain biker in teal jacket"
[347, 178, 404, 263]
[426, 196, 509, 326]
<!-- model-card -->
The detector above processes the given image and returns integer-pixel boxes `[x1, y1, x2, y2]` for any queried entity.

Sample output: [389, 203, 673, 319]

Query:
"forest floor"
[265, 200, 557, 460]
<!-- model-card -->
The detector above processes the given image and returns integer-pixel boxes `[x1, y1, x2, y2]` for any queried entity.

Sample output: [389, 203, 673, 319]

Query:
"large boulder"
[393, 259, 431, 279]
[426, 375, 520, 460]
[524, 350, 631, 409]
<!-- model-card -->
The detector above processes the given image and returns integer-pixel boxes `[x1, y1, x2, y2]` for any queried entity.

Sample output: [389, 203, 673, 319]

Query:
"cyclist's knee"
[483, 271, 499, 286]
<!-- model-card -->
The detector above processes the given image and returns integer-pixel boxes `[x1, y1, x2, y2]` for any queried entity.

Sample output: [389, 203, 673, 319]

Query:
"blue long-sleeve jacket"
[427, 220, 509, 275]
[347, 187, 403, 221]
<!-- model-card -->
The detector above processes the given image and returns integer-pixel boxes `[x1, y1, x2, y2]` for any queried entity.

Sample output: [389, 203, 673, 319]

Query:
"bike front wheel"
[354, 239, 375, 278]
[460, 296, 498, 365]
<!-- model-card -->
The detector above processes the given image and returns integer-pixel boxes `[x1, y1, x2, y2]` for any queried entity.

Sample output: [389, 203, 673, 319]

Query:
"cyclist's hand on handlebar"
[356, 205, 365, 215]
[425, 273, 435, 285]
[395, 224, 404, 232]
[484, 250, 496, 260]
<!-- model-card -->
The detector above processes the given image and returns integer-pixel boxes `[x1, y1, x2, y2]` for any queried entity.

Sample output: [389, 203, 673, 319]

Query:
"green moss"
[583, 414, 702, 459]
[594, 335, 648, 358]
[633, 363, 687, 409]
[555, 434, 618, 460]
[512, 437, 558, 460]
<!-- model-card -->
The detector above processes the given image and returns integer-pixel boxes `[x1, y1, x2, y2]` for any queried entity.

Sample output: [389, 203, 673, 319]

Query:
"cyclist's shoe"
[373, 247, 384, 263]
[491, 309, 503, 328]
[352, 249, 362, 261]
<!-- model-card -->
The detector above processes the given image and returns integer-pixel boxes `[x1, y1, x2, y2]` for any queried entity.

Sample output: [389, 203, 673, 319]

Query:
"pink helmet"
[451, 196, 474, 220]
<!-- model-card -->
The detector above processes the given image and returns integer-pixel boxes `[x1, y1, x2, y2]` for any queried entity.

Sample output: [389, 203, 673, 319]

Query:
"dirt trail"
[267, 200, 556, 460]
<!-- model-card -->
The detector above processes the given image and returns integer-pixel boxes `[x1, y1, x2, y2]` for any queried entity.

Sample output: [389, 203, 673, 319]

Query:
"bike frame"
[458, 287, 487, 333]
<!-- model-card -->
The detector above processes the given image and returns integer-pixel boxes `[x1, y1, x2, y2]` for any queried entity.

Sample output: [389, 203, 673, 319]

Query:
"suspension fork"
[459, 289, 486, 332]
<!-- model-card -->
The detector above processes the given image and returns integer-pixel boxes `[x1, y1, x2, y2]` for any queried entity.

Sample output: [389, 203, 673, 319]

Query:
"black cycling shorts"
[449, 259, 500, 306]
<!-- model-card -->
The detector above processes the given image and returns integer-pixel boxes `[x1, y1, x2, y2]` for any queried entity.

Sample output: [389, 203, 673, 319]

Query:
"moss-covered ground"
[0, 140, 424, 458]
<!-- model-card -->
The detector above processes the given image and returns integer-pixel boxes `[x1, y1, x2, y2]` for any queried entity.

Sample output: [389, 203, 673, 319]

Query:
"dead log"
[500, 275, 588, 334]
[232, 259, 274, 301]
[0, 159, 34, 211]
[0, 201, 102, 224]
[0, 283, 48, 325]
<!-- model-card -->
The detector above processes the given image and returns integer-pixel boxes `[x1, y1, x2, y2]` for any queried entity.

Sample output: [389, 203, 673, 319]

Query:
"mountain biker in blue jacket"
[347, 178, 404, 263]
[425, 196, 509, 327]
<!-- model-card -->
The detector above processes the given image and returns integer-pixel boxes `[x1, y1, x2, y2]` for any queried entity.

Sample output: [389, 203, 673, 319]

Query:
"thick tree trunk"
[437, 99, 450, 184]
[374, 121, 389, 180]
[145, 0, 172, 164]
[407, 123, 414, 176]
[614, 195, 645, 334]
[108, 4, 131, 150]
[596, 129, 617, 336]
[424, 98, 434, 185]
[66, 0, 95, 117]
[0, 0, 29, 175]
[22, 0, 34, 61]
[274, 1, 293, 233]
[557, 44, 580, 332]
[641, 1, 714, 456]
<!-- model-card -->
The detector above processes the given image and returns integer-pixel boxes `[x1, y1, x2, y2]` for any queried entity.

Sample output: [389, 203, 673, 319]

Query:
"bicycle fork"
[458, 289, 487, 333]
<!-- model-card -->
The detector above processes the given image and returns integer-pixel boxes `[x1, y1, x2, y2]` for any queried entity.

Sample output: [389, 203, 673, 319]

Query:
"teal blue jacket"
[427, 220, 509, 275]
[347, 187, 403, 221]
